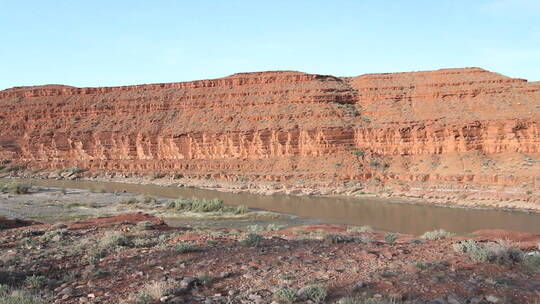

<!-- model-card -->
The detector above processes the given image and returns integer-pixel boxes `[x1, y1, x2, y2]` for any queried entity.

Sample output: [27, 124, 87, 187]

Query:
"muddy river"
[2, 178, 540, 234]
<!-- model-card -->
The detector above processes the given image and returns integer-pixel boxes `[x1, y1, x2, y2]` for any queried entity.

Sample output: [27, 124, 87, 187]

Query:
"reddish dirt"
[0, 68, 539, 208]
[474, 229, 540, 250]
[0, 214, 539, 303]
[64, 212, 166, 230]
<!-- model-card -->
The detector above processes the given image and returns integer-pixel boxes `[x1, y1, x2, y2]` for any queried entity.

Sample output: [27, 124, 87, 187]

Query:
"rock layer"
[1, 68, 539, 203]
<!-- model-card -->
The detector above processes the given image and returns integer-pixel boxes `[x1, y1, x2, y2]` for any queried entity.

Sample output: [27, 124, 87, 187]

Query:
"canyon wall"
[1, 68, 539, 202]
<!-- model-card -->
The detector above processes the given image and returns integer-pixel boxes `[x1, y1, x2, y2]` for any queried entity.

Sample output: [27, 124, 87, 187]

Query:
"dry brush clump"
[420, 229, 455, 240]
[452, 240, 524, 264]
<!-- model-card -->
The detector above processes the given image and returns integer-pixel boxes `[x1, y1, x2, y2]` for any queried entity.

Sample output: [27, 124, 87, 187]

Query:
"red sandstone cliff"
[1, 68, 539, 206]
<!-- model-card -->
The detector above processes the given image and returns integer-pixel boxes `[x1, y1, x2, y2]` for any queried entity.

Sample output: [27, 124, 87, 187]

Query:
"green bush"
[165, 197, 246, 214]
[384, 233, 397, 244]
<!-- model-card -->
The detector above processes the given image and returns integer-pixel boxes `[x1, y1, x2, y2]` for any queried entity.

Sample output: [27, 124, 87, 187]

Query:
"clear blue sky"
[1, 0, 539, 90]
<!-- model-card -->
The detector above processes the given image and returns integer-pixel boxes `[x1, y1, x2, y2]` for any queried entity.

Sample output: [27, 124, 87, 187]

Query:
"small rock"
[485, 295, 502, 303]
[447, 294, 463, 304]
[87, 293, 95, 298]
[353, 281, 366, 290]
[180, 277, 196, 289]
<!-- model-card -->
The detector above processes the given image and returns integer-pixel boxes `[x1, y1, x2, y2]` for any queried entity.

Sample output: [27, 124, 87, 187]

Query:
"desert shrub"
[120, 198, 139, 205]
[191, 198, 224, 212]
[134, 221, 154, 231]
[240, 233, 263, 247]
[165, 197, 244, 214]
[453, 240, 523, 264]
[99, 231, 130, 248]
[0, 284, 43, 304]
[523, 254, 540, 273]
[324, 234, 356, 244]
[233, 204, 248, 214]
[298, 285, 327, 303]
[6, 183, 31, 194]
[369, 161, 380, 167]
[247, 224, 264, 232]
[266, 223, 285, 231]
[347, 225, 373, 233]
[24, 275, 47, 290]
[352, 150, 365, 157]
[173, 242, 198, 254]
[420, 229, 455, 240]
[384, 233, 397, 244]
[143, 281, 171, 300]
[273, 287, 298, 303]
[40, 229, 67, 242]
[196, 273, 212, 286]
[150, 171, 164, 179]
[142, 195, 156, 204]
[87, 248, 105, 265]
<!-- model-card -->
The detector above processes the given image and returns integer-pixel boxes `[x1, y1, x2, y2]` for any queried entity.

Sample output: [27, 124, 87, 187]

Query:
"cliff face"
[1, 68, 539, 201]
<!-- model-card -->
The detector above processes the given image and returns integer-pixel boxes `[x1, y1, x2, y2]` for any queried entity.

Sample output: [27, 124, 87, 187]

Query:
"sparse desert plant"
[352, 150, 365, 157]
[324, 234, 356, 244]
[0, 284, 43, 304]
[420, 229, 455, 240]
[134, 221, 154, 231]
[523, 254, 540, 273]
[453, 240, 523, 264]
[266, 223, 285, 231]
[87, 248, 105, 265]
[173, 242, 198, 253]
[347, 225, 374, 233]
[100, 231, 130, 248]
[143, 281, 171, 301]
[247, 223, 285, 232]
[24, 275, 47, 290]
[233, 204, 248, 214]
[240, 233, 263, 247]
[298, 285, 327, 303]
[273, 287, 298, 303]
[7, 183, 31, 194]
[196, 273, 212, 286]
[142, 195, 156, 204]
[247, 224, 264, 232]
[384, 233, 397, 244]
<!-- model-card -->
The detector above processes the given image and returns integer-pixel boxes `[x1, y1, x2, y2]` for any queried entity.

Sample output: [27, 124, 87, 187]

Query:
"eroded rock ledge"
[1, 68, 539, 208]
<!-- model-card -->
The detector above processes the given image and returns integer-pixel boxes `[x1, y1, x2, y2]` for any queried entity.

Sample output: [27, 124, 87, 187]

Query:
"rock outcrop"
[1, 68, 539, 204]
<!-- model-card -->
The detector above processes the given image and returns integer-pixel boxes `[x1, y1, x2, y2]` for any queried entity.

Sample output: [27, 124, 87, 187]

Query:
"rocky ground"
[1, 212, 539, 304]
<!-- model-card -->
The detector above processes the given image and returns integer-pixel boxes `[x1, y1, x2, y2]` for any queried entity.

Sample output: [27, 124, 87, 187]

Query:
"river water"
[3, 178, 540, 235]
